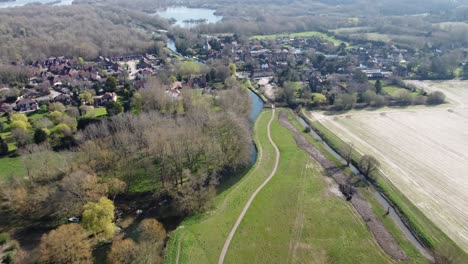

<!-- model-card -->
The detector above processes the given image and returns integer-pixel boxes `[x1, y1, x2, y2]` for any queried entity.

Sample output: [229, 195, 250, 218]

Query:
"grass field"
[308, 80, 468, 258]
[0, 155, 26, 180]
[166, 109, 396, 263]
[250, 31, 344, 46]
[288, 111, 428, 263]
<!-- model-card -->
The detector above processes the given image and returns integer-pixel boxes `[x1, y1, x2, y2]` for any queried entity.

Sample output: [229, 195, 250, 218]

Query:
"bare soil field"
[309, 80, 468, 252]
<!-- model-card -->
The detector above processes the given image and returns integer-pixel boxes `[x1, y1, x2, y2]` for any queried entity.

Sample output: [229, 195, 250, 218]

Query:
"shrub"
[426, 91, 446, 105]
[0, 232, 10, 245]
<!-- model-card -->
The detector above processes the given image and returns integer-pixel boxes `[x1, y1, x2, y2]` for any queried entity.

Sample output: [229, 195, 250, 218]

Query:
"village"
[0, 31, 455, 153]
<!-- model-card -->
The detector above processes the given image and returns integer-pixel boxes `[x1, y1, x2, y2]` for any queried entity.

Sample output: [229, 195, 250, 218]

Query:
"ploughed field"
[309, 80, 468, 252]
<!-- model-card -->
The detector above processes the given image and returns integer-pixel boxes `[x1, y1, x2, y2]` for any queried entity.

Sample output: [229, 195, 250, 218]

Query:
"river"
[0, 0, 73, 8]
[295, 114, 433, 260]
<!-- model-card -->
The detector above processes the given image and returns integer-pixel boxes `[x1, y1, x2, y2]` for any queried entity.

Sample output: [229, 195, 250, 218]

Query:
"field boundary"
[300, 109, 468, 262]
[218, 107, 280, 264]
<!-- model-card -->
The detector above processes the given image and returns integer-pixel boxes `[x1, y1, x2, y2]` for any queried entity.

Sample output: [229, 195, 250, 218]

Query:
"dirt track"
[218, 108, 281, 264]
[278, 112, 407, 261]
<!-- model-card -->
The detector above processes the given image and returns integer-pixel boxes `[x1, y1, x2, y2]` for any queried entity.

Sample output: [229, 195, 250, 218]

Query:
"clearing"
[308, 80, 468, 253]
[166, 109, 395, 263]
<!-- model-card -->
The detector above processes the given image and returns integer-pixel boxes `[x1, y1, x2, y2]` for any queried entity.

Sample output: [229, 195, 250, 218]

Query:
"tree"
[0, 136, 8, 155]
[82, 197, 115, 238]
[333, 94, 357, 110]
[79, 92, 94, 105]
[130, 92, 142, 114]
[10, 113, 28, 123]
[34, 128, 48, 144]
[106, 178, 126, 201]
[39, 224, 92, 264]
[48, 102, 66, 113]
[11, 128, 29, 148]
[375, 80, 383, 94]
[138, 218, 167, 243]
[107, 239, 138, 264]
[106, 101, 123, 116]
[105, 75, 117, 92]
[48, 110, 64, 124]
[343, 143, 353, 166]
[229, 63, 237, 77]
[358, 155, 380, 182]
[427, 91, 446, 105]
[352, 69, 368, 83]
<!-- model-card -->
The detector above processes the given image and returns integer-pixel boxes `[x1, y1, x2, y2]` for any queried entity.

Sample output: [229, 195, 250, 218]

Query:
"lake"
[155, 6, 222, 29]
[0, 0, 73, 8]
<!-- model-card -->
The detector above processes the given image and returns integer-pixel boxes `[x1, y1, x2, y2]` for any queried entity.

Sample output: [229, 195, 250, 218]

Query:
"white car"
[68, 217, 80, 223]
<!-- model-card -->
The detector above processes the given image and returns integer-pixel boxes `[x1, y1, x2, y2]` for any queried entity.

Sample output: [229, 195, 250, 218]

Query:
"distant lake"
[0, 0, 73, 8]
[155, 6, 223, 28]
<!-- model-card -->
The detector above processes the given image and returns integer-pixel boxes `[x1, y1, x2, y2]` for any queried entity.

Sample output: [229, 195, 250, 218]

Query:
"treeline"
[0, 78, 252, 226]
[0, 5, 168, 63]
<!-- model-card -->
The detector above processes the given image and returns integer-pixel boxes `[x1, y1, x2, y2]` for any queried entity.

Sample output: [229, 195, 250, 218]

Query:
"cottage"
[54, 94, 72, 105]
[15, 98, 39, 112]
[94, 92, 117, 107]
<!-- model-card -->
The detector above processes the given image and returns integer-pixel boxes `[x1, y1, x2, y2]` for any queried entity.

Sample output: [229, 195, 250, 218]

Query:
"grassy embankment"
[250, 31, 345, 46]
[301, 110, 468, 263]
[286, 110, 426, 263]
[165, 109, 394, 263]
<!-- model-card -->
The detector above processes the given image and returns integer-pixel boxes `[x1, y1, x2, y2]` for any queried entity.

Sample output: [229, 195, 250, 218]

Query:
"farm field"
[166, 109, 394, 264]
[309, 80, 468, 253]
[250, 31, 344, 46]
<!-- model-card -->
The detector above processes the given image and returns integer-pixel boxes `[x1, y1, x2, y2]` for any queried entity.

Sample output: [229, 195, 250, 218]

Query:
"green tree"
[34, 128, 48, 144]
[0, 136, 8, 155]
[229, 63, 237, 77]
[105, 75, 117, 92]
[106, 101, 123, 116]
[79, 92, 94, 105]
[374, 80, 383, 94]
[39, 224, 92, 264]
[10, 113, 28, 123]
[82, 197, 115, 239]
[10, 120, 30, 131]
[130, 92, 142, 114]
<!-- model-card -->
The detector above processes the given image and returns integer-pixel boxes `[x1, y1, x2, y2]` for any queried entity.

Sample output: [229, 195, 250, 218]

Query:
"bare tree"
[358, 155, 380, 182]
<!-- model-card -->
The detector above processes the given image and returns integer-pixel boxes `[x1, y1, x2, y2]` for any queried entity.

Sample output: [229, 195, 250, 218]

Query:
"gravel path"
[218, 107, 280, 264]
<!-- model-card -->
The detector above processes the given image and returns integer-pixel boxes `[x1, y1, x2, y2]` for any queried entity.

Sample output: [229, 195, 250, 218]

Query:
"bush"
[0, 232, 10, 245]
[426, 91, 446, 105]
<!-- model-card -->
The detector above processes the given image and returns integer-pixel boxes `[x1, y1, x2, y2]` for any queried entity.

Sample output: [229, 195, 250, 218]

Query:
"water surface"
[156, 6, 222, 28]
[0, 0, 72, 8]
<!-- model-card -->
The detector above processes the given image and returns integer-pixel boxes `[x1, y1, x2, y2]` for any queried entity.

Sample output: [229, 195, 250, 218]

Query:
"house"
[15, 98, 39, 112]
[54, 94, 72, 105]
[94, 92, 117, 107]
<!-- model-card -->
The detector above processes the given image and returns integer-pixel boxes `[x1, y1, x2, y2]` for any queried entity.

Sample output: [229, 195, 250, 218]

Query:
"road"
[218, 107, 280, 264]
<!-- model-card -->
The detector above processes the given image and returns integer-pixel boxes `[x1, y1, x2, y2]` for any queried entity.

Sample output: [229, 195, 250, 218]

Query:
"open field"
[251, 31, 344, 46]
[166, 110, 396, 263]
[309, 80, 468, 253]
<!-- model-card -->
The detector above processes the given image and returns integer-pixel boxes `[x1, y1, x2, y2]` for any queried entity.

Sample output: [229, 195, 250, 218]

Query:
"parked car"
[68, 217, 80, 223]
